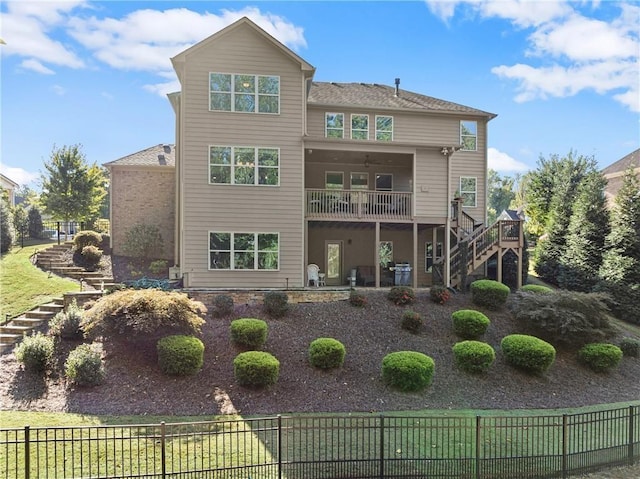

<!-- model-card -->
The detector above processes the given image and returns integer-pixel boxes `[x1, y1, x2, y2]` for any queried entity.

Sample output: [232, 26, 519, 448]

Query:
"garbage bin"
[394, 263, 412, 286]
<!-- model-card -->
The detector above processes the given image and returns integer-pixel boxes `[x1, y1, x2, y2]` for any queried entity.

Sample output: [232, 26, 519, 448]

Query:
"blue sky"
[1, 0, 638, 188]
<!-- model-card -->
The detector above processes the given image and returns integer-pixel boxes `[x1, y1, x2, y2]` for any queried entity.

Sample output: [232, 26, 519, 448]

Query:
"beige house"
[602, 148, 639, 207]
[108, 17, 523, 289]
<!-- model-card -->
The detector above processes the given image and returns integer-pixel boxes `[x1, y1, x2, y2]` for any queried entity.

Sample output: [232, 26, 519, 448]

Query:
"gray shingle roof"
[105, 144, 175, 167]
[308, 82, 496, 118]
[602, 148, 640, 176]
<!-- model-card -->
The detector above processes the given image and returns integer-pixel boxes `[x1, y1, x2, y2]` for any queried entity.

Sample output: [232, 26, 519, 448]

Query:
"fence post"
[379, 415, 384, 479]
[160, 421, 166, 479]
[24, 426, 30, 479]
[475, 416, 481, 479]
[562, 414, 568, 479]
[629, 406, 635, 465]
[278, 415, 282, 479]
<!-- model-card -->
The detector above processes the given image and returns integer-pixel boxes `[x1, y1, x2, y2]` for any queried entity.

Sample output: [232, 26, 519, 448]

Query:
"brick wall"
[110, 167, 175, 261]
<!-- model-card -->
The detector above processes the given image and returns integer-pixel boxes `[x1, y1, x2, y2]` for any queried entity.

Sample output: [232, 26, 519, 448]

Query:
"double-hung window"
[351, 114, 369, 140]
[460, 120, 477, 151]
[209, 73, 280, 114]
[209, 146, 279, 186]
[209, 232, 279, 270]
[325, 113, 344, 138]
[459, 177, 477, 207]
[375, 115, 393, 141]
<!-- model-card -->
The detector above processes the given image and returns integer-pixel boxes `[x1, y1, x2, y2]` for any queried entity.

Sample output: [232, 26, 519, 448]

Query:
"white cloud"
[20, 59, 55, 75]
[488, 148, 530, 173]
[0, 165, 39, 186]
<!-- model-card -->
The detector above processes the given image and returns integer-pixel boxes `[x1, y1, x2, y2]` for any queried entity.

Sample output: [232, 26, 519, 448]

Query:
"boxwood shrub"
[578, 343, 623, 373]
[157, 335, 204, 376]
[501, 334, 556, 374]
[15, 332, 55, 373]
[65, 343, 105, 386]
[234, 351, 280, 387]
[451, 310, 490, 339]
[309, 338, 346, 369]
[471, 280, 510, 310]
[230, 318, 268, 349]
[381, 351, 435, 392]
[452, 341, 496, 374]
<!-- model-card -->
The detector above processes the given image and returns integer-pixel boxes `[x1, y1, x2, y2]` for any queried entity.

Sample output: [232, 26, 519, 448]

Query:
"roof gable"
[105, 144, 175, 168]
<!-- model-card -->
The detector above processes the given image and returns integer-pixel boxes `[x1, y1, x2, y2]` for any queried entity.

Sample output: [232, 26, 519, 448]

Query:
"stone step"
[0, 324, 33, 335]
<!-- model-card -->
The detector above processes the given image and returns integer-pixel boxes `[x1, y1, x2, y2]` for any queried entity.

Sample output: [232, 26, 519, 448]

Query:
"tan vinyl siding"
[178, 22, 306, 287]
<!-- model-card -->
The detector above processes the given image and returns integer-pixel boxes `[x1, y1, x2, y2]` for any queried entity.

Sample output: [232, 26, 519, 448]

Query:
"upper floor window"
[209, 232, 279, 270]
[209, 146, 279, 186]
[351, 114, 369, 140]
[459, 176, 477, 207]
[326, 113, 344, 138]
[460, 121, 477, 151]
[375, 116, 393, 141]
[209, 73, 279, 114]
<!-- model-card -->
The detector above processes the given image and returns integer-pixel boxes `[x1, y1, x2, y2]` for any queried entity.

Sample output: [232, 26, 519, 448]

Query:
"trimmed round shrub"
[451, 310, 490, 339]
[452, 341, 496, 374]
[388, 286, 415, 306]
[520, 284, 553, 294]
[157, 335, 204, 376]
[212, 294, 234, 317]
[230, 318, 268, 349]
[263, 291, 289, 318]
[309, 338, 346, 369]
[65, 343, 105, 386]
[501, 334, 556, 374]
[578, 343, 623, 373]
[49, 300, 84, 339]
[470, 280, 510, 310]
[381, 351, 435, 392]
[401, 310, 422, 333]
[73, 230, 103, 251]
[234, 351, 280, 387]
[619, 338, 640, 358]
[15, 332, 55, 373]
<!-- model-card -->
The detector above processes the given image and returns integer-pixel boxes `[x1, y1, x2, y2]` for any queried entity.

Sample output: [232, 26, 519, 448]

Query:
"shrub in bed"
[387, 286, 415, 306]
[15, 332, 55, 373]
[309, 338, 346, 369]
[470, 280, 510, 310]
[157, 335, 204, 376]
[234, 351, 280, 387]
[578, 343, 623, 373]
[212, 294, 234, 317]
[520, 284, 553, 294]
[230, 318, 268, 349]
[401, 309, 423, 333]
[263, 291, 289, 318]
[64, 343, 105, 386]
[501, 334, 556, 374]
[49, 300, 84, 339]
[451, 310, 490, 339]
[381, 351, 435, 392]
[452, 341, 496, 374]
[619, 338, 640, 358]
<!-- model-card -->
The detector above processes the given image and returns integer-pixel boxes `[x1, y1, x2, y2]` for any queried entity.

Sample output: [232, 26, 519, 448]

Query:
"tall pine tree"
[558, 172, 609, 291]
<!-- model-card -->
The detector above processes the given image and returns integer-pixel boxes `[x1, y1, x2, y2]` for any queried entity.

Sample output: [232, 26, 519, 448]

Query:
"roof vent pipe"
[394, 78, 400, 97]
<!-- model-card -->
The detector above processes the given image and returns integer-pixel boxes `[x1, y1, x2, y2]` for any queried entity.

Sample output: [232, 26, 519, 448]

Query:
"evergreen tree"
[0, 198, 14, 253]
[40, 145, 107, 227]
[533, 152, 598, 285]
[597, 166, 640, 323]
[558, 172, 609, 291]
[28, 206, 44, 239]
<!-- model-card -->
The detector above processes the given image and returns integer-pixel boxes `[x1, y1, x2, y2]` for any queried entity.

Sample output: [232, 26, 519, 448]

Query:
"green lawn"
[0, 242, 79, 322]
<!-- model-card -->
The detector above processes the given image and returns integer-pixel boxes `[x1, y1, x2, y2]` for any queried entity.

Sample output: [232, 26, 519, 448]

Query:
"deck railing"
[306, 189, 412, 220]
[2, 405, 638, 479]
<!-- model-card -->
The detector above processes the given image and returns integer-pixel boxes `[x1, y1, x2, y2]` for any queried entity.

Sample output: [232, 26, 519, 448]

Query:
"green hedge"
[578, 343, 623, 373]
[452, 341, 495, 374]
[451, 310, 490, 339]
[309, 338, 346, 369]
[471, 280, 510, 310]
[234, 351, 280, 387]
[230, 318, 268, 349]
[157, 335, 204, 376]
[501, 334, 556, 374]
[381, 351, 435, 392]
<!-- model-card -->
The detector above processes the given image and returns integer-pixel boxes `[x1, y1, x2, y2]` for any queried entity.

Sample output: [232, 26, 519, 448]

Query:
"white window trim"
[325, 112, 344, 138]
[350, 114, 369, 140]
[208, 231, 280, 271]
[208, 145, 280, 186]
[459, 176, 477, 208]
[460, 120, 478, 151]
[375, 115, 394, 141]
[375, 173, 393, 191]
[209, 72, 280, 114]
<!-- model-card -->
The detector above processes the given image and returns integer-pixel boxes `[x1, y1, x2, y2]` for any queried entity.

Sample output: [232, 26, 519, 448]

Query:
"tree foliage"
[40, 144, 107, 224]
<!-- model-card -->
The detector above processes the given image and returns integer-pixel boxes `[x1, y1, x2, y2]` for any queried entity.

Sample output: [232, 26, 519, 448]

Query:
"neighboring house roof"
[602, 148, 640, 176]
[308, 82, 497, 119]
[104, 144, 175, 168]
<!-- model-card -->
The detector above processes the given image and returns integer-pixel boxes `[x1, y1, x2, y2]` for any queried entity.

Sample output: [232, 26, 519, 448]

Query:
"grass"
[0, 241, 79, 322]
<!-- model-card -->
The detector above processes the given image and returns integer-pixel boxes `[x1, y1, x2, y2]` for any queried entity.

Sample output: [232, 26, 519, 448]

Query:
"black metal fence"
[1, 405, 638, 479]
